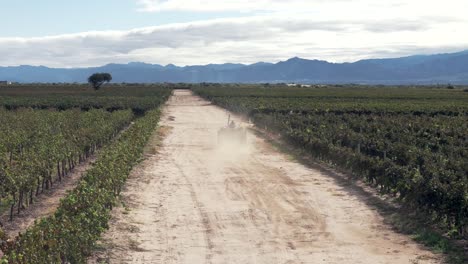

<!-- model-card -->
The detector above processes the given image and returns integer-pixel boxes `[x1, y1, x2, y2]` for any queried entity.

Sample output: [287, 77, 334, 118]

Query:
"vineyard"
[0, 84, 170, 113]
[0, 84, 171, 263]
[0, 108, 133, 221]
[0, 83, 466, 263]
[193, 84, 468, 237]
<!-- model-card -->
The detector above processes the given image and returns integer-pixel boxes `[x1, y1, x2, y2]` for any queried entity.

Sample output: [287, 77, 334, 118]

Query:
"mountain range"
[1, 50, 468, 84]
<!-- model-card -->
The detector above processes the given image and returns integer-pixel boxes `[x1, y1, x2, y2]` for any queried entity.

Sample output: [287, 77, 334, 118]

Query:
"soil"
[89, 90, 442, 264]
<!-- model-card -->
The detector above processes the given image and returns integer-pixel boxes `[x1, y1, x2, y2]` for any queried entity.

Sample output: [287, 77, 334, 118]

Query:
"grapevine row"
[1, 109, 163, 263]
[193, 85, 468, 236]
[0, 108, 134, 222]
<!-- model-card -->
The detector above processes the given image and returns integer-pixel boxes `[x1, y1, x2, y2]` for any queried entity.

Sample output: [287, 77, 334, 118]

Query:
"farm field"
[0, 84, 171, 263]
[0, 84, 466, 263]
[0, 84, 171, 113]
[90, 89, 455, 264]
[194, 85, 468, 238]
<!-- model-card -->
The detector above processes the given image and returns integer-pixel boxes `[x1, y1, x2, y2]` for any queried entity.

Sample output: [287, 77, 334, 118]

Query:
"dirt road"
[91, 90, 440, 264]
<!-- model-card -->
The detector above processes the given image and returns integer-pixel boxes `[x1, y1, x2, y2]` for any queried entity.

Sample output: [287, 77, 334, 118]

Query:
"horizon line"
[1, 49, 467, 69]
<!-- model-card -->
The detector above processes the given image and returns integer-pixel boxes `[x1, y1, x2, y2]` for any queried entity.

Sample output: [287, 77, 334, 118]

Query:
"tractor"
[218, 115, 247, 145]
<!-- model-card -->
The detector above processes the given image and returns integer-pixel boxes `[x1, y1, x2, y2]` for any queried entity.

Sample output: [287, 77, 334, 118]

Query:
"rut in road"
[90, 90, 441, 264]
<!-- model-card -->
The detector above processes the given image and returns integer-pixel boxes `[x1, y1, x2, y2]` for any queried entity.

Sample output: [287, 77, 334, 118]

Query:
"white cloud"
[0, 6, 467, 67]
[136, 0, 468, 19]
[136, 0, 374, 13]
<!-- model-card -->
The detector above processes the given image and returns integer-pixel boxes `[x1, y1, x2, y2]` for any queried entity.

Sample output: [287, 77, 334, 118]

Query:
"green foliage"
[193, 85, 468, 115]
[0, 84, 171, 263]
[1, 109, 163, 263]
[194, 84, 468, 237]
[0, 84, 172, 113]
[0, 109, 134, 220]
[413, 230, 450, 252]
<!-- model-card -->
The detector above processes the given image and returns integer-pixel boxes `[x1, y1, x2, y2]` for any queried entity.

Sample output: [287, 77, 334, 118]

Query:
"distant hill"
[1, 50, 468, 84]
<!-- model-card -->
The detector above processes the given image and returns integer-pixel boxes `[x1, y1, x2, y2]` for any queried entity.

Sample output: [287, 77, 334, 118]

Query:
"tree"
[88, 73, 112, 90]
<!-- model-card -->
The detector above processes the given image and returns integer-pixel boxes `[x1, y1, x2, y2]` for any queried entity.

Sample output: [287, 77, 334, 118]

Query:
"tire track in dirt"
[173, 158, 215, 263]
[89, 90, 442, 264]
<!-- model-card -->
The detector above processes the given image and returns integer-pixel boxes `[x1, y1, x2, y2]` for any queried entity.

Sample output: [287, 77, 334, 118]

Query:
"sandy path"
[90, 90, 441, 264]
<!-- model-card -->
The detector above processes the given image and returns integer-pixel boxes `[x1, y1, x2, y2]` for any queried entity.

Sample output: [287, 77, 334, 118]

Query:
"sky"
[0, 0, 468, 67]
